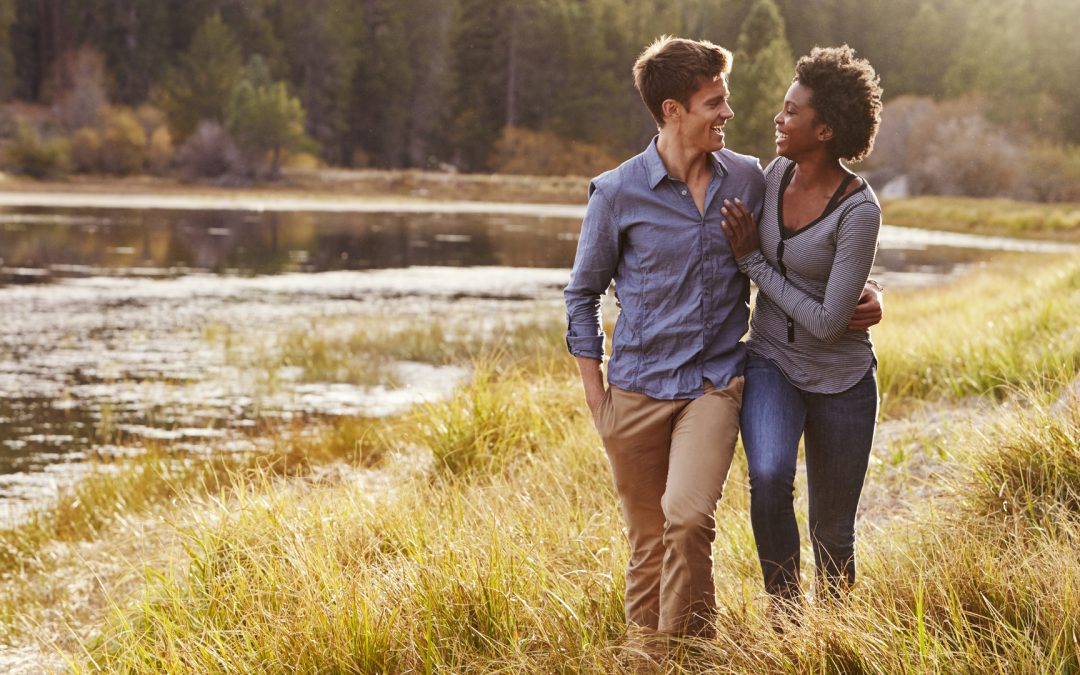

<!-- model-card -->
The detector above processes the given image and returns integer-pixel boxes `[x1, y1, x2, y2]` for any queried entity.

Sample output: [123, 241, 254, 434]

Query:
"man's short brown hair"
[632, 35, 732, 127]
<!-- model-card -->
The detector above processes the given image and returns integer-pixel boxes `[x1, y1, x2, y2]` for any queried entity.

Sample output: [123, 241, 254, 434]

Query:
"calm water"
[0, 203, 1074, 522]
[0, 207, 580, 278]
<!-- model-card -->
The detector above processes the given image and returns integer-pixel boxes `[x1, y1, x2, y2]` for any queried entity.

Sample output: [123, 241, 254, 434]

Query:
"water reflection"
[0, 263, 565, 522]
[1, 203, 1075, 522]
[3, 207, 1074, 285]
[0, 208, 581, 279]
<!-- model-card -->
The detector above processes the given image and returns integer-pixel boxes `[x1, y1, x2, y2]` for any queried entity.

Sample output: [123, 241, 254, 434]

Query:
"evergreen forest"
[1, 0, 1078, 198]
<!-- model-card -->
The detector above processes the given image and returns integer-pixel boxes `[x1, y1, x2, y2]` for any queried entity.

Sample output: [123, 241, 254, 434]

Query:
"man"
[564, 35, 880, 639]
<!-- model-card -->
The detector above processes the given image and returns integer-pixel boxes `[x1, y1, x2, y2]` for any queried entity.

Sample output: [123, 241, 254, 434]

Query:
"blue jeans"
[740, 354, 878, 599]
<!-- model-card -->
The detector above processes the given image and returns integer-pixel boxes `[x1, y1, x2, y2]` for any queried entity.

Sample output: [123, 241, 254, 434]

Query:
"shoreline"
[0, 189, 587, 217]
[2, 171, 1079, 242]
[0, 168, 590, 205]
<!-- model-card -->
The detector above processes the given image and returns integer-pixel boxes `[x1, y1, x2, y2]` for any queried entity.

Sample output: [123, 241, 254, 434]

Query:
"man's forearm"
[576, 356, 606, 412]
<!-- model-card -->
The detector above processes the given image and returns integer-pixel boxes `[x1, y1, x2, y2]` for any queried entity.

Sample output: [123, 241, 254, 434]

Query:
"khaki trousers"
[593, 377, 743, 637]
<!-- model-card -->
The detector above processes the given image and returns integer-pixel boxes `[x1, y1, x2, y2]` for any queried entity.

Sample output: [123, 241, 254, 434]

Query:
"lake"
[0, 200, 1075, 522]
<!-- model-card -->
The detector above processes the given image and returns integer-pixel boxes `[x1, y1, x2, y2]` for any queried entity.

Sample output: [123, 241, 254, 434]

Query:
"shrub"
[282, 151, 321, 170]
[489, 126, 618, 177]
[871, 95, 1080, 203]
[174, 120, 243, 179]
[906, 98, 1027, 198]
[1023, 142, 1080, 202]
[134, 104, 168, 139]
[98, 107, 147, 175]
[860, 95, 934, 183]
[69, 127, 101, 172]
[2, 120, 70, 179]
[146, 126, 174, 174]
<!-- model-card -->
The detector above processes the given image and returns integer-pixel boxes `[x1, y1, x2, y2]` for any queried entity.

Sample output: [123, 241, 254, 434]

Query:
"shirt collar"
[644, 136, 729, 190]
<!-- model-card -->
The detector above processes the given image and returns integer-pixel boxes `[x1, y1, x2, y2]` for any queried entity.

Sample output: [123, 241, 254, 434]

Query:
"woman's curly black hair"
[794, 45, 883, 162]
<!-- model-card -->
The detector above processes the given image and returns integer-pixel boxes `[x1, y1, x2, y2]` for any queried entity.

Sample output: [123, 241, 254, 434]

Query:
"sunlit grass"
[6, 254, 1080, 671]
[75, 366, 1080, 672]
[873, 253, 1080, 416]
[78, 368, 631, 672]
[211, 315, 571, 387]
[883, 196, 1080, 240]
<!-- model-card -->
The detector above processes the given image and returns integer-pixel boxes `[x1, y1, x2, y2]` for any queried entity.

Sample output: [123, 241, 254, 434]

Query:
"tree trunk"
[270, 144, 281, 180]
[505, 5, 517, 128]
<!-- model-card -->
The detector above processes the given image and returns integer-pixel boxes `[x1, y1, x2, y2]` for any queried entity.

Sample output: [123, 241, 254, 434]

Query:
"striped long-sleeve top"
[736, 156, 881, 394]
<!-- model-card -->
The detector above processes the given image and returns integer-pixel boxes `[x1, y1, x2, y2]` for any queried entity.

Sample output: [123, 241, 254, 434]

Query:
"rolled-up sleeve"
[564, 184, 619, 361]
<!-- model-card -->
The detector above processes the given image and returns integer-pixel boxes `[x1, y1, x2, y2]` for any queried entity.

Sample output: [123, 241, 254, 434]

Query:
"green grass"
[212, 315, 570, 388]
[873, 253, 1080, 416]
[883, 196, 1080, 240]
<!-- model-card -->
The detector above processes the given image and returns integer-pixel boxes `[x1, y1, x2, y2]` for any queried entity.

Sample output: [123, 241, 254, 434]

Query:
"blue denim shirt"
[564, 137, 765, 400]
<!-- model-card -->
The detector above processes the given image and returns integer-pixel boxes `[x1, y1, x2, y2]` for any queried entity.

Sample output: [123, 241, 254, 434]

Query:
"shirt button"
[681, 190, 687, 195]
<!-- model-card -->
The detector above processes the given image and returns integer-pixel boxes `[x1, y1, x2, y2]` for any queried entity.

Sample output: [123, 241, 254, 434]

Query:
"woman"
[720, 45, 883, 606]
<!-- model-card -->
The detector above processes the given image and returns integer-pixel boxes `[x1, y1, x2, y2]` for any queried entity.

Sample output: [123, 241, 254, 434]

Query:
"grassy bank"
[874, 252, 1080, 416]
[0, 167, 590, 205]
[883, 196, 1080, 241]
[3, 254, 1080, 672]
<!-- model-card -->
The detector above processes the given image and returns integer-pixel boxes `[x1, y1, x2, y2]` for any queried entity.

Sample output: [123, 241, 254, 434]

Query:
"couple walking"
[564, 36, 884, 638]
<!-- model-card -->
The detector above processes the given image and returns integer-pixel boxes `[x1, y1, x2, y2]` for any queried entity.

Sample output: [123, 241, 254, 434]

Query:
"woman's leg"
[740, 356, 807, 599]
[803, 364, 878, 597]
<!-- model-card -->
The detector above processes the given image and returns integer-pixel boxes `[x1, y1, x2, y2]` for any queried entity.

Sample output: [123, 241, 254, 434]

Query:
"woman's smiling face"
[773, 81, 831, 160]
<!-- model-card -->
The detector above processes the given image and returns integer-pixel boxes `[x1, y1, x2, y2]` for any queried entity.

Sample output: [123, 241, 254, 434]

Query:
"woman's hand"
[720, 198, 760, 259]
[848, 280, 884, 330]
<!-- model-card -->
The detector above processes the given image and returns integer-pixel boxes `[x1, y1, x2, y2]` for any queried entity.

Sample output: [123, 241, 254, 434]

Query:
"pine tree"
[398, 0, 455, 167]
[153, 12, 244, 138]
[890, 2, 956, 98]
[76, 0, 179, 104]
[226, 55, 312, 179]
[1025, 0, 1080, 144]
[276, 0, 360, 166]
[348, 0, 414, 168]
[727, 0, 793, 162]
[0, 0, 16, 101]
[448, 0, 509, 171]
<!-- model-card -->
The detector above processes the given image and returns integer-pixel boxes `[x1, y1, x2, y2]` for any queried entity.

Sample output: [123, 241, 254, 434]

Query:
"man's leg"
[658, 377, 743, 636]
[740, 356, 807, 600]
[597, 385, 675, 630]
[804, 364, 878, 597]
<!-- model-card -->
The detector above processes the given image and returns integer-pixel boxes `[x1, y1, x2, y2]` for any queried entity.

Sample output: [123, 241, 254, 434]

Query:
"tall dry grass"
[75, 362, 1080, 672]
[5, 254, 1080, 672]
[873, 253, 1080, 416]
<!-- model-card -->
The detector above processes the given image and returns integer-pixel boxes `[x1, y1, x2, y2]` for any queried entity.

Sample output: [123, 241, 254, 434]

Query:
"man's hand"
[848, 280, 884, 330]
[576, 356, 607, 414]
[720, 198, 760, 259]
